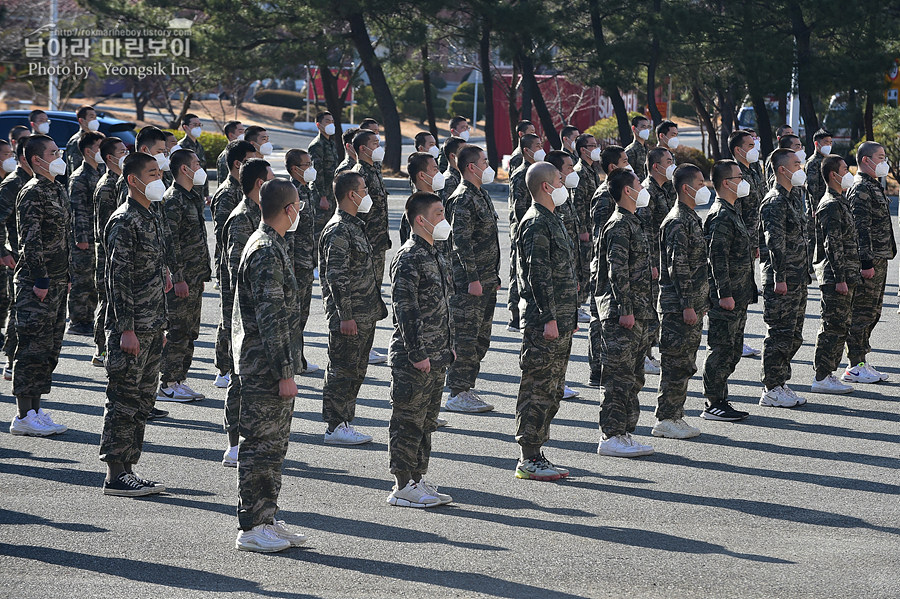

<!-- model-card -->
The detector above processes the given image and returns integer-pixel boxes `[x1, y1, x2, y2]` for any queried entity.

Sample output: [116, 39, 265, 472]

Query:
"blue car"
[0, 109, 137, 153]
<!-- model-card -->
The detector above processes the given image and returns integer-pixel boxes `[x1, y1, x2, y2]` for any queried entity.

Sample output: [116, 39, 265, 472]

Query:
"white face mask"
[36, 122, 50, 134]
[744, 147, 760, 164]
[624, 164, 635, 173]
[137, 177, 166, 202]
[638, 128, 650, 141]
[666, 135, 680, 150]
[480, 165, 495, 185]
[819, 144, 832, 156]
[736, 179, 751, 198]
[790, 168, 807, 187]
[564, 171, 580, 189]
[663, 164, 676, 181]
[153, 152, 170, 171]
[426, 217, 452, 241]
[840, 172, 854, 190]
[873, 159, 889, 178]
[258, 141, 273, 156]
[192, 167, 207, 186]
[532, 149, 546, 162]
[118, 154, 128, 170]
[87, 119, 100, 131]
[590, 148, 602, 162]
[44, 156, 67, 176]
[2, 157, 17, 173]
[550, 185, 569, 207]
[354, 191, 373, 213]
[458, 129, 470, 142]
[754, 138, 761, 151]
[370, 146, 385, 163]
[323, 123, 336, 136]
[286, 205, 300, 233]
[690, 184, 711, 206]
[236, 134, 245, 141]
[795, 149, 806, 162]
[170, 144, 182, 154]
[427, 145, 440, 159]
[303, 165, 317, 182]
[93, 151, 103, 165]
[428, 171, 445, 191]
[190, 126, 202, 138]
[634, 187, 651, 208]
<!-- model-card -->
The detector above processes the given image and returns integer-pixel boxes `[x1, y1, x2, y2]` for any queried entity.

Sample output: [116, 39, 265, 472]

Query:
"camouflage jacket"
[308, 133, 339, 204]
[508, 146, 523, 171]
[65, 130, 84, 175]
[658, 201, 709, 313]
[558, 188, 586, 239]
[212, 175, 244, 270]
[68, 161, 101, 244]
[805, 151, 826, 213]
[446, 179, 501, 292]
[179, 135, 209, 199]
[572, 158, 601, 232]
[847, 172, 897, 268]
[437, 138, 451, 173]
[232, 222, 302, 380]
[638, 175, 676, 269]
[759, 183, 811, 287]
[352, 160, 391, 253]
[319, 209, 388, 330]
[0, 167, 30, 256]
[704, 198, 757, 310]
[163, 182, 211, 285]
[735, 160, 765, 253]
[222, 197, 261, 308]
[590, 180, 615, 238]
[94, 169, 124, 250]
[625, 140, 648, 182]
[103, 198, 168, 333]
[335, 156, 356, 176]
[440, 166, 462, 205]
[15, 175, 71, 285]
[288, 178, 317, 273]
[215, 148, 229, 186]
[814, 188, 861, 286]
[594, 206, 653, 320]
[388, 234, 454, 368]
[516, 202, 578, 332]
[507, 162, 531, 236]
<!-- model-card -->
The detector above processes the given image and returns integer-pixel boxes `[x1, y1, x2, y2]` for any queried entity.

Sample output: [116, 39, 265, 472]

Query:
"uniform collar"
[173, 181, 200, 200]
[126, 196, 154, 217]
[411, 233, 437, 254]
[713, 196, 738, 214]
[338, 208, 365, 227]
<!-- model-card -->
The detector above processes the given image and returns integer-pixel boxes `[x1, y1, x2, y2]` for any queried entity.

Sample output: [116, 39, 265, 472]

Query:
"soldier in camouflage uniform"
[399, 152, 446, 246]
[810, 155, 860, 394]
[0, 140, 31, 375]
[594, 169, 655, 457]
[652, 165, 709, 439]
[700, 160, 755, 421]
[804, 130, 833, 268]
[386, 192, 455, 508]
[157, 149, 212, 400]
[439, 136, 467, 206]
[216, 120, 245, 185]
[232, 179, 307, 551]
[335, 128, 359, 176]
[546, 150, 585, 283]
[844, 142, 897, 381]
[285, 150, 318, 373]
[513, 163, 578, 480]
[506, 133, 543, 330]
[507, 120, 536, 172]
[758, 149, 811, 408]
[98, 153, 169, 496]
[351, 130, 391, 289]
[437, 116, 470, 173]
[308, 112, 339, 257]
[65, 105, 100, 175]
[655, 120, 680, 157]
[445, 146, 500, 413]
[319, 172, 388, 444]
[560, 125, 580, 163]
[572, 134, 601, 307]
[66, 131, 105, 335]
[178, 114, 209, 202]
[625, 115, 651, 182]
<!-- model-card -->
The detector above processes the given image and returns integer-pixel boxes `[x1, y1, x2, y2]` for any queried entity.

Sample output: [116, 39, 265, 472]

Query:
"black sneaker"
[701, 401, 749, 421]
[103, 472, 155, 497]
[588, 375, 602, 388]
[67, 322, 93, 336]
[129, 472, 165, 494]
[147, 407, 169, 420]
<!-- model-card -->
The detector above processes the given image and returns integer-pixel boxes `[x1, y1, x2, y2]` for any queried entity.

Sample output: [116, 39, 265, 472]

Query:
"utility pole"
[49, 0, 59, 110]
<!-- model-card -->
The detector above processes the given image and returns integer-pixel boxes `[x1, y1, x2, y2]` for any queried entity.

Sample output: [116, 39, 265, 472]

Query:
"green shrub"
[397, 80, 447, 122]
[672, 145, 713, 178]
[253, 89, 307, 110]
[585, 111, 645, 146]
[449, 81, 485, 121]
[163, 129, 228, 169]
[354, 85, 383, 123]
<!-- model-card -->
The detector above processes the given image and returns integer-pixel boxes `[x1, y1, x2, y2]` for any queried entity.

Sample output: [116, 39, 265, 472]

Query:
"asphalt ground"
[1, 182, 898, 599]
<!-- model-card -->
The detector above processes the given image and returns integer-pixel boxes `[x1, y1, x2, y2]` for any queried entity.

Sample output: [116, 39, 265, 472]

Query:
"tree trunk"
[347, 11, 402, 172]
[421, 45, 439, 141]
[848, 89, 861, 142]
[520, 53, 560, 149]
[319, 66, 346, 160]
[587, 0, 633, 145]
[478, 21, 498, 168]
[692, 86, 719, 160]
[788, 2, 819, 147]
[507, 64, 521, 150]
[751, 91, 774, 156]
[864, 92, 874, 141]
[172, 92, 193, 130]
[132, 80, 147, 122]
[646, 0, 663, 124]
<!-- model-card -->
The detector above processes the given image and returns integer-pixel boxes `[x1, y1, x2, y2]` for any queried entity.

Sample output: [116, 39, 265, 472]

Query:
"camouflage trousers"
[1, 268, 13, 357]
[815, 283, 855, 377]
[215, 278, 234, 376]
[446, 284, 497, 394]
[761, 284, 807, 389]
[388, 362, 446, 475]
[322, 324, 376, 427]
[99, 329, 164, 464]
[0, 266, 9, 348]
[93, 243, 107, 354]
[373, 251, 387, 297]
[237, 374, 294, 531]
[67, 242, 97, 326]
[656, 311, 704, 420]
[13, 281, 68, 399]
[587, 298, 602, 382]
[297, 267, 313, 369]
[577, 240, 591, 305]
[515, 327, 574, 448]
[313, 201, 336, 266]
[160, 283, 203, 383]
[599, 318, 650, 437]
[702, 307, 748, 402]
[507, 240, 519, 319]
[647, 279, 660, 354]
[847, 258, 887, 365]
[223, 371, 242, 433]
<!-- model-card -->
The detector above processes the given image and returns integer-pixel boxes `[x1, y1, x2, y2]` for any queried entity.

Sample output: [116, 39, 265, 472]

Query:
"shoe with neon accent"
[515, 455, 562, 481]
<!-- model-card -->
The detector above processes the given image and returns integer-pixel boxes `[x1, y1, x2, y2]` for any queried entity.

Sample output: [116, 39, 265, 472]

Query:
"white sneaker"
[863, 362, 889, 381]
[301, 362, 320, 374]
[841, 363, 880, 384]
[577, 308, 591, 323]
[324, 422, 372, 445]
[214, 373, 231, 388]
[176, 381, 205, 399]
[235, 524, 291, 552]
[271, 519, 307, 546]
[436, 417, 448, 428]
[222, 445, 239, 467]
[644, 356, 661, 375]
[810, 375, 853, 395]
[505, 324, 521, 333]
[562, 385, 579, 399]
[782, 384, 807, 406]
[597, 434, 654, 457]
[742, 343, 761, 357]
[10, 410, 55, 437]
[36, 409, 67, 434]
[368, 350, 387, 364]
[418, 478, 453, 504]
[625, 433, 655, 456]
[313, 267, 319, 281]
[157, 382, 195, 402]
[445, 390, 494, 413]
[651, 417, 701, 439]
[387, 480, 441, 508]
[759, 386, 798, 408]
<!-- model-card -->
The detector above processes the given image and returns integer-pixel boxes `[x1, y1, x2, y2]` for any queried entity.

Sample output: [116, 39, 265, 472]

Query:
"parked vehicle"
[0, 109, 137, 153]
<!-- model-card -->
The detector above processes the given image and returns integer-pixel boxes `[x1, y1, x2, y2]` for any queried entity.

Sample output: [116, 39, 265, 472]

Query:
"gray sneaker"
[445, 391, 493, 413]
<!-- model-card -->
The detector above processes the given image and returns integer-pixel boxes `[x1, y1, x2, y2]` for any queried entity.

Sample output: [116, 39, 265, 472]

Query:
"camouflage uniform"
[319, 209, 388, 427]
[65, 130, 84, 175]
[573, 159, 600, 302]
[759, 183, 811, 390]
[701, 197, 756, 403]
[506, 163, 530, 320]
[212, 175, 244, 375]
[846, 172, 896, 365]
[308, 132, 339, 253]
[813, 188, 861, 377]
[656, 202, 709, 420]
[440, 166, 462, 206]
[335, 155, 356, 176]
[388, 235, 454, 475]
[595, 206, 653, 437]
[289, 178, 317, 370]
[67, 161, 101, 326]
[221, 196, 261, 434]
[0, 167, 28, 361]
[556, 189, 585, 287]
[437, 138, 453, 173]
[351, 160, 390, 287]
[216, 147, 229, 186]
[99, 197, 168, 465]
[446, 179, 501, 395]
[514, 203, 578, 449]
[587, 180, 615, 382]
[736, 160, 765, 256]
[179, 136, 209, 200]
[232, 223, 303, 532]
[93, 170, 125, 355]
[508, 146, 523, 172]
[13, 175, 71, 401]
[638, 176, 677, 353]
[624, 140, 648, 182]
